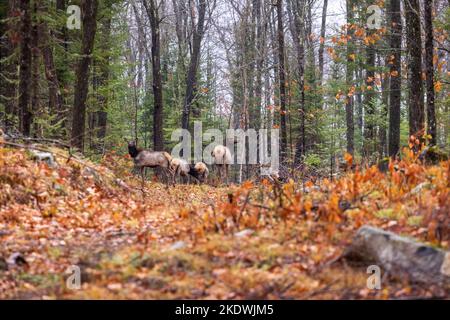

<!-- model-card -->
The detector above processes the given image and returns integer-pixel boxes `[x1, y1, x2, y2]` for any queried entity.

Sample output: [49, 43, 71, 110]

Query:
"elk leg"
[225, 164, 229, 186]
[140, 167, 145, 189]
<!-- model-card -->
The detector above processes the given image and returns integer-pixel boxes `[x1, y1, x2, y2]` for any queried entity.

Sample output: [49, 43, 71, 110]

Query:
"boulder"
[344, 226, 450, 286]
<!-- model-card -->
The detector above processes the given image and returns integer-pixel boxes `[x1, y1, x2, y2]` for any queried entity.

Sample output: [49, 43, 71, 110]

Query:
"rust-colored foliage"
[0, 144, 448, 299]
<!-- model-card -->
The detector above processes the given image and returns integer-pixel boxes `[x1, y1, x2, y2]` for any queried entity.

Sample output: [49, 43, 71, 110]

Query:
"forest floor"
[0, 143, 449, 299]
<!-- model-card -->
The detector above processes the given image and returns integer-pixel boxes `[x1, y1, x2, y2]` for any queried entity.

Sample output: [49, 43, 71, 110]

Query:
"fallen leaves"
[0, 145, 448, 299]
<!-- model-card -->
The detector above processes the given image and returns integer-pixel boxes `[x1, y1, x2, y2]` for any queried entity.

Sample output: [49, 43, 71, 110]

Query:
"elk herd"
[126, 140, 231, 186]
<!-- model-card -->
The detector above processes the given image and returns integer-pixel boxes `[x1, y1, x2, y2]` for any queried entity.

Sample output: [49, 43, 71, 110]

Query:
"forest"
[0, 0, 449, 301]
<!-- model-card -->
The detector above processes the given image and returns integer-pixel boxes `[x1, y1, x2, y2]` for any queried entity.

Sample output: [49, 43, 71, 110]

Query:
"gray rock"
[344, 225, 450, 286]
[168, 241, 186, 251]
[30, 150, 56, 167]
[234, 229, 254, 238]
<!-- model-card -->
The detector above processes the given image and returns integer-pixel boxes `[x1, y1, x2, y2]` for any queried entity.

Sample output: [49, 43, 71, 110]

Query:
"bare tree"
[345, 0, 354, 155]
[388, 0, 402, 157]
[276, 0, 288, 162]
[424, 0, 436, 145]
[18, 0, 32, 135]
[143, 0, 164, 150]
[287, 0, 306, 165]
[405, 0, 424, 139]
[318, 0, 327, 84]
[71, 0, 99, 150]
[181, 0, 208, 130]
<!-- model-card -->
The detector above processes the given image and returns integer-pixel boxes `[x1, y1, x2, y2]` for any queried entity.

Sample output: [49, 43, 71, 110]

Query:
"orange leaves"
[390, 70, 399, 77]
[344, 152, 353, 167]
[326, 47, 337, 60]
[434, 81, 442, 92]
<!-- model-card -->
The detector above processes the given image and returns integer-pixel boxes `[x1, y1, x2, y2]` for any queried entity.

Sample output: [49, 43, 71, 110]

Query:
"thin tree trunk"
[39, 23, 63, 120]
[388, 0, 402, 157]
[143, 0, 164, 150]
[95, 12, 112, 152]
[318, 0, 328, 85]
[424, 0, 436, 145]
[345, 0, 354, 155]
[276, 0, 288, 162]
[379, 53, 389, 157]
[288, 0, 306, 165]
[18, 0, 32, 136]
[363, 28, 376, 158]
[181, 0, 207, 129]
[1, 0, 19, 131]
[71, 0, 99, 150]
[31, 0, 40, 137]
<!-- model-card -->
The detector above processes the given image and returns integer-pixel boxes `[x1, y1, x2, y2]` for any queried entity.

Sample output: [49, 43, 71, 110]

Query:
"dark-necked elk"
[211, 145, 232, 185]
[188, 162, 209, 184]
[126, 140, 172, 187]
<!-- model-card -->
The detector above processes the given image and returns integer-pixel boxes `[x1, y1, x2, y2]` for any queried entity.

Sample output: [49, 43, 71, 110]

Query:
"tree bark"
[143, 0, 164, 151]
[405, 0, 424, 139]
[95, 12, 112, 152]
[31, 0, 40, 137]
[276, 0, 288, 163]
[71, 0, 99, 150]
[363, 28, 376, 158]
[345, 0, 354, 155]
[0, 0, 18, 131]
[181, 0, 207, 130]
[288, 0, 306, 166]
[388, 0, 402, 158]
[424, 0, 436, 145]
[318, 0, 327, 85]
[39, 22, 63, 123]
[18, 0, 32, 136]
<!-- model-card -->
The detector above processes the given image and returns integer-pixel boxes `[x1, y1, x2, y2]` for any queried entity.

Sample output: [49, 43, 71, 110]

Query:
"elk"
[188, 162, 209, 184]
[126, 140, 172, 187]
[169, 158, 190, 184]
[211, 145, 232, 185]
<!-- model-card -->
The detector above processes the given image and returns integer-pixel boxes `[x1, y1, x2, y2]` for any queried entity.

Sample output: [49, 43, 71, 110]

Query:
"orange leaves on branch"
[344, 152, 353, 167]
[434, 81, 442, 92]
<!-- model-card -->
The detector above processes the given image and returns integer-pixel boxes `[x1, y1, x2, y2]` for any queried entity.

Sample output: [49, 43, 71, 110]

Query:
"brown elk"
[211, 145, 232, 185]
[186, 162, 209, 184]
[169, 159, 209, 184]
[126, 140, 172, 187]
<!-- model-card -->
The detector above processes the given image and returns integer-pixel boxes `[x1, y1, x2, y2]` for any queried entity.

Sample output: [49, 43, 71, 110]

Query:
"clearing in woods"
[0, 145, 448, 299]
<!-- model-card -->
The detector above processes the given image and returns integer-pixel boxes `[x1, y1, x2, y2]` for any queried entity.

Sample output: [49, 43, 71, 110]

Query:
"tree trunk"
[31, 0, 40, 137]
[55, 0, 68, 127]
[95, 11, 112, 153]
[143, 0, 164, 151]
[18, 0, 32, 136]
[276, 0, 288, 163]
[0, 0, 18, 131]
[71, 0, 99, 150]
[379, 53, 389, 157]
[388, 0, 402, 158]
[363, 28, 376, 158]
[405, 0, 424, 139]
[318, 0, 327, 85]
[181, 0, 207, 130]
[424, 0, 436, 145]
[345, 0, 354, 155]
[288, 0, 306, 166]
[39, 22, 63, 124]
